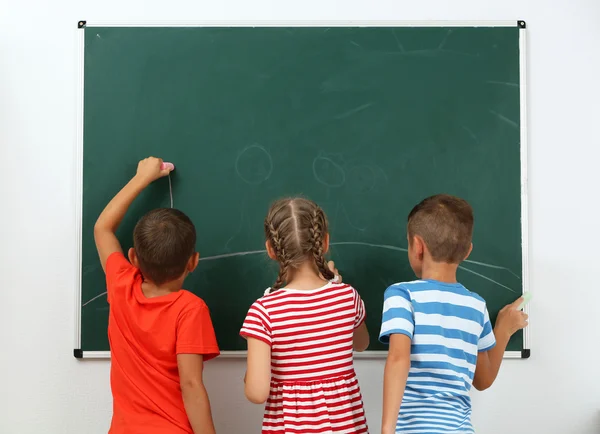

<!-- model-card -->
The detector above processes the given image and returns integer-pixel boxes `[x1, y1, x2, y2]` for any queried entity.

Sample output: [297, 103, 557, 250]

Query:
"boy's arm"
[94, 157, 170, 271]
[177, 354, 216, 434]
[473, 297, 528, 391]
[382, 334, 411, 434]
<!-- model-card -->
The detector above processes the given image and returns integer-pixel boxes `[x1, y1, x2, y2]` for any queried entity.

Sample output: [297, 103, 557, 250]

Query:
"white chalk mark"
[461, 125, 479, 144]
[332, 241, 408, 253]
[199, 249, 267, 261]
[463, 259, 521, 280]
[489, 110, 519, 130]
[334, 102, 374, 120]
[167, 173, 173, 208]
[486, 80, 519, 88]
[82, 292, 107, 307]
[350, 40, 362, 48]
[235, 144, 273, 185]
[224, 197, 247, 251]
[440, 49, 479, 57]
[312, 156, 346, 188]
[96, 34, 101, 39]
[438, 29, 453, 49]
[82, 242, 519, 306]
[341, 206, 367, 232]
[458, 266, 518, 293]
[391, 29, 405, 52]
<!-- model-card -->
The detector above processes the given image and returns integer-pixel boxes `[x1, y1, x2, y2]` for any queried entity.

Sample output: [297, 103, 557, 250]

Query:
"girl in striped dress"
[240, 197, 370, 434]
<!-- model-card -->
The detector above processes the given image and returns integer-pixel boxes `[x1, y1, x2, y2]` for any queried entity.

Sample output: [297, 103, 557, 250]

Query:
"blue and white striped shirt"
[379, 280, 495, 433]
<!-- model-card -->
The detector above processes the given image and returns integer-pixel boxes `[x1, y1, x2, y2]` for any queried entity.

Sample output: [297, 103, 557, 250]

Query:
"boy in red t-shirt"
[94, 156, 220, 434]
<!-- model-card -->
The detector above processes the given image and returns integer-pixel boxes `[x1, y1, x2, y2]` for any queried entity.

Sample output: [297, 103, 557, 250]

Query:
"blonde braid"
[310, 208, 335, 281]
[266, 220, 290, 291]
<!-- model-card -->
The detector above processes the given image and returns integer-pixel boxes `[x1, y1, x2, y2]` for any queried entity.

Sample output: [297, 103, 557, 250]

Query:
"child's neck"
[286, 262, 329, 291]
[141, 278, 183, 298]
[420, 259, 459, 284]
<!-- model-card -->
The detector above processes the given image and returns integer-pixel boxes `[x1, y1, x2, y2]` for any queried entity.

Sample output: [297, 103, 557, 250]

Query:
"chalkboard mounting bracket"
[78, 20, 87, 29]
[74, 349, 83, 358]
[521, 349, 531, 359]
[517, 20, 526, 29]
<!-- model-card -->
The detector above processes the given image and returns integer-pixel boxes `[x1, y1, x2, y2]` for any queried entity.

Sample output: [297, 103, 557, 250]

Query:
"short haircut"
[133, 208, 196, 285]
[407, 194, 474, 264]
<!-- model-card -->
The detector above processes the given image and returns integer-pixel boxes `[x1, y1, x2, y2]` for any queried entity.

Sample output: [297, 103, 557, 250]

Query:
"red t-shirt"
[106, 252, 220, 434]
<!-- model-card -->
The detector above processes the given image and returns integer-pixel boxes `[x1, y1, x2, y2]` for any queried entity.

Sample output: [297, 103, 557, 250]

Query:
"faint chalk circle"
[235, 144, 273, 185]
[312, 156, 346, 188]
[347, 165, 377, 193]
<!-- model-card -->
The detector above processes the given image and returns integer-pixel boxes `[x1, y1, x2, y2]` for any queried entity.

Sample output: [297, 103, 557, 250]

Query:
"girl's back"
[240, 197, 369, 434]
[242, 282, 368, 433]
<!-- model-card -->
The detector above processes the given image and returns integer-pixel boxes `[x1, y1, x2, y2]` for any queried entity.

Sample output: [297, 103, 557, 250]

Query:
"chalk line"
[489, 109, 519, 130]
[334, 102, 374, 120]
[82, 292, 107, 307]
[82, 241, 518, 306]
[458, 266, 517, 293]
[168, 174, 173, 208]
[486, 80, 519, 88]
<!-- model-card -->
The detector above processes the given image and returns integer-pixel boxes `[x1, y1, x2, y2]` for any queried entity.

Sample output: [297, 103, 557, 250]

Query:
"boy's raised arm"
[94, 157, 171, 271]
[473, 297, 528, 391]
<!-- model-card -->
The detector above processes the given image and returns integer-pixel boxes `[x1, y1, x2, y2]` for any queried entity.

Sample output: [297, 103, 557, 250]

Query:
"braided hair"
[264, 198, 333, 291]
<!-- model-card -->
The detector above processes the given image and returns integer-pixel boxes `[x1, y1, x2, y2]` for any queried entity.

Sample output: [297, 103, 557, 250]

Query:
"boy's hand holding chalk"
[517, 292, 532, 310]
[135, 157, 174, 186]
[495, 294, 530, 338]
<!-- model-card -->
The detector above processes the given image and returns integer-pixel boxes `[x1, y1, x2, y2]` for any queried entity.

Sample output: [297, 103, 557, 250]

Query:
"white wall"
[2, 1, 599, 433]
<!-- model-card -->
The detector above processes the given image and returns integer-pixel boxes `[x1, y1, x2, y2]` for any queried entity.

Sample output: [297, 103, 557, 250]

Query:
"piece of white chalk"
[517, 292, 532, 310]
[161, 162, 175, 171]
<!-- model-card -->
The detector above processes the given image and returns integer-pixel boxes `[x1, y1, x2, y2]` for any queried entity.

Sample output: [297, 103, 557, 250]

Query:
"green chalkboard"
[77, 25, 527, 356]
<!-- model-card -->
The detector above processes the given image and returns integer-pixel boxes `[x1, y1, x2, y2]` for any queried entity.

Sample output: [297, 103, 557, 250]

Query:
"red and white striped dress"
[240, 282, 369, 434]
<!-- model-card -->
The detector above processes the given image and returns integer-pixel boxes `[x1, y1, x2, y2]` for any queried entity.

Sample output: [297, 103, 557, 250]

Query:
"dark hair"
[407, 194, 474, 264]
[264, 198, 334, 290]
[133, 208, 196, 285]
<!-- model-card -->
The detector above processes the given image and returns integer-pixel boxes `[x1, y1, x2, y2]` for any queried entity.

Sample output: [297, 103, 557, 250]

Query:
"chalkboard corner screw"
[74, 349, 83, 358]
[518, 20, 526, 29]
[521, 349, 531, 359]
[78, 20, 87, 29]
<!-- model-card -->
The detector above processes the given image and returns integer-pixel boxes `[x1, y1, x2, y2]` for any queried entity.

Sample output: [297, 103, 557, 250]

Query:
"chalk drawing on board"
[438, 29, 454, 50]
[312, 155, 346, 188]
[224, 196, 248, 251]
[235, 144, 273, 185]
[82, 241, 519, 307]
[347, 165, 378, 194]
[341, 205, 368, 232]
[334, 102, 374, 120]
[489, 110, 519, 130]
[486, 81, 519, 88]
[391, 29, 406, 52]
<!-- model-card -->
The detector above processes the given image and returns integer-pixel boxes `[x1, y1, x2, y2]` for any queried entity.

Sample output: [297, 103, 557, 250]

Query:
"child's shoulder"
[254, 282, 356, 305]
[177, 290, 210, 313]
[384, 280, 430, 298]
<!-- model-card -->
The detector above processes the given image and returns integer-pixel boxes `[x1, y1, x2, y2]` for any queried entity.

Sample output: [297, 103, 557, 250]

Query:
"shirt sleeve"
[353, 288, 366, 328]
[105, 252, 137, 304]
[240, 301, 272, 346]
[478, 306, 496, 352]
[176, 302, 220, 361]
[379, 284, 415, 344]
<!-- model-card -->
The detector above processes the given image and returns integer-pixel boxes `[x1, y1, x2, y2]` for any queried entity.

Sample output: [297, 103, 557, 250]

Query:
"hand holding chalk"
[161, 162, 175, 172]
[517, 292, 532, 310]
[495, 295, 529, 338]
[136, 157, 173, 185]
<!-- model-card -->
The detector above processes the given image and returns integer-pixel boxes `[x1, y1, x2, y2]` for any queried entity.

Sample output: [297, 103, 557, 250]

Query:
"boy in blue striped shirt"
[379, 195, 528, 434]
